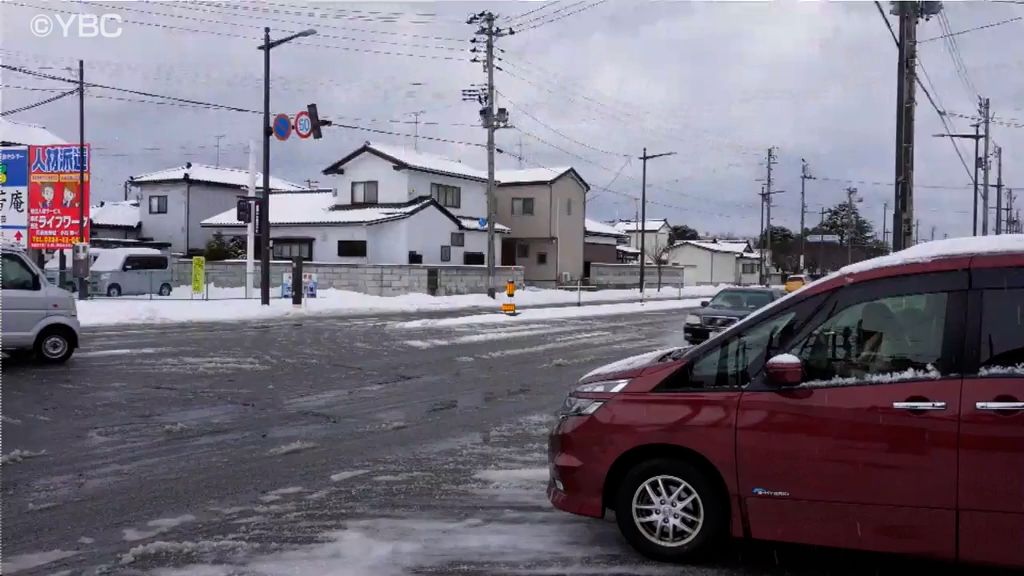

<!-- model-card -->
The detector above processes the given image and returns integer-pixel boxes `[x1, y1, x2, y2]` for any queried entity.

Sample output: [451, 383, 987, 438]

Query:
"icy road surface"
[2, 308, 1006, 575]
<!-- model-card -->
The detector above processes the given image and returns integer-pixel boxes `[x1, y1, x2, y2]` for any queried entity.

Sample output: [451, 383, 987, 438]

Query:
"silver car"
[88, 248, 173, 297]
[2, 244, 81, 363]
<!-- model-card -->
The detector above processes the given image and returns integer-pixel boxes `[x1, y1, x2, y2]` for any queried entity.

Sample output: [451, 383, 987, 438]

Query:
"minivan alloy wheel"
[631, 475, 704, 547]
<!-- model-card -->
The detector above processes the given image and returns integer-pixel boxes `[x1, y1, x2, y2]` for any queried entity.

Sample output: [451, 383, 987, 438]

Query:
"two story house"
[613, 219, 672, 263]
[203, 142, 509, 265]
[495, 167, 589, 285]
[132, 163, 306, 254]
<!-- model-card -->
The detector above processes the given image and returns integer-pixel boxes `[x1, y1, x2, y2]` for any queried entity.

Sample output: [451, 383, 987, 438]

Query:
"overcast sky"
[2, 0, 1022, 239]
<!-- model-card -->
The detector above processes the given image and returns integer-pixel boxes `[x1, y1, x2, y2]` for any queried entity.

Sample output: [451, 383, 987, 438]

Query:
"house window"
[742, 263, 757, 274]
[450, 232, 464, 247]
[273, 239, 312, 261]
[537, 252, 548, 265]
[148, 195, 167, 214]
[337, 240, 367, 257]
[441, 245, 451, 262]
[430, 183, 461, 208]
[566, 197, 572, 215]
[351, 181, 378, 204]
[512, 197, 534, 216]
[464, 252, 485, 265]
[516, 242, 529, 258]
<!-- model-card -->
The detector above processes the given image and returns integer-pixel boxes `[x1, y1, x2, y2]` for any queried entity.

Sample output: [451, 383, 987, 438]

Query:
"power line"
[944, 110, 1024, 129]
[496, 90, 631, 157]
[210, 0, 444, 24]
[122, 0, 467, 50]
[1, 87, 78, 117]
[589, 157, 631, 201]
[505, 1, 563, 24]
[919, 15, 1021, 43]
[937, 11, 979, 99]
[512, 0, 587, 27]
[514, 0, 609, 33]
[5, 1, 466, 61]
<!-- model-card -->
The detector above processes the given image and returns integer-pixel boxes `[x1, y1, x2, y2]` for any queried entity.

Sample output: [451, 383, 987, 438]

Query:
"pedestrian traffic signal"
[237, 198, 251, 223]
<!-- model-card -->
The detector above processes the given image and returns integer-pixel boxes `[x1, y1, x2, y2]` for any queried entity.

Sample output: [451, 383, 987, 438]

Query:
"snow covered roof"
[677, 240, 753, 255]
[496, 166, 589, 190]
[585, 218, 627, 238]
[90, 200, 140, 229]
[323, 141, 488, 182]
[202, 192, 509, 232]
[457, 216, 510, 233]
[616, 245, 641, 254]
[91, 247, 165, 272]
[841, 235, 1024, 275]
[613, 219, 669, 233]
[0, 118, 68, 146]
[132, 164, 306, 191]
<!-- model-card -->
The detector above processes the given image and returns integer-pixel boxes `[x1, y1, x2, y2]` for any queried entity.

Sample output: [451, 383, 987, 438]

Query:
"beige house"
[496, 167, 589, 286]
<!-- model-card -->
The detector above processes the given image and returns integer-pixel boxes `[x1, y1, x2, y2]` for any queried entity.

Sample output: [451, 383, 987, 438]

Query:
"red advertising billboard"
[27, 144, 90, 249]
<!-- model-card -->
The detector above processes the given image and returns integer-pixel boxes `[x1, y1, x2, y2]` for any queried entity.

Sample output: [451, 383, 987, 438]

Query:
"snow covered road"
[2, 308, 979, 575]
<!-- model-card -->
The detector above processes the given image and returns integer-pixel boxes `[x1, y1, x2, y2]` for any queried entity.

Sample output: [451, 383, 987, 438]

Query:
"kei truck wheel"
[34, 326, 75, 364]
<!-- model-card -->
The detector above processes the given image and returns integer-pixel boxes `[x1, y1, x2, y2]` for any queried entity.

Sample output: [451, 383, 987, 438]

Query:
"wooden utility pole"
[799, 158, 813, 271]
[995, 145, 1003, 234]
[892, 1, 920, 252]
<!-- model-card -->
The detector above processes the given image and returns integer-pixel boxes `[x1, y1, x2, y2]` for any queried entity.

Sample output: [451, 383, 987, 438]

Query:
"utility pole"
[915, 219, 921, 245]
[981, 96, 991, 235]
[882, 202, 889, 249]
[77, 59, 87, 300]
[638, 148, 676, 293]
[517, 135, 525, 168]
[930, 224, 936, 241]
[846, 187, 859, 264]
[760, 147, 781, 284]
[758, 185, 766, 284]
[304, 179, 319, 189]
[468, 11, 511, 298]
[818, 207, 826, 273]
[214, 134, 226, 167]
[995, 145, 1003, 234]
[799, 158, 813, 271]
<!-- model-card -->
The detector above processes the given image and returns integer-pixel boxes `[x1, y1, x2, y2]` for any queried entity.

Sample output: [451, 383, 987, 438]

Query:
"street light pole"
[637, 148, 675, 294]
[258, 27, 316, 306]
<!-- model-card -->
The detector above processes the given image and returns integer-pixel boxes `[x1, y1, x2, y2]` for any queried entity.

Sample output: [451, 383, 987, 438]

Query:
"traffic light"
[307, 103, 323, 140]
[236, 198, 251, 223]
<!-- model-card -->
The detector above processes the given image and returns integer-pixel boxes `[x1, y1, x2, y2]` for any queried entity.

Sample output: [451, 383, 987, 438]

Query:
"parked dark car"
[683, 287, 785, 343]
[548, 236, 1024, 569]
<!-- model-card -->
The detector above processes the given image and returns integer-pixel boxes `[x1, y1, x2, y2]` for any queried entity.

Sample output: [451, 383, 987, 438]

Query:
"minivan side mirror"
[765, 354, 803, 387]
[700, 300, 709, 307]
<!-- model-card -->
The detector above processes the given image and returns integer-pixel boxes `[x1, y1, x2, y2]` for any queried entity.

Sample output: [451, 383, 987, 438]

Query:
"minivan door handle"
[892, 401, 946, 411]
[976, 402, 1024, 411]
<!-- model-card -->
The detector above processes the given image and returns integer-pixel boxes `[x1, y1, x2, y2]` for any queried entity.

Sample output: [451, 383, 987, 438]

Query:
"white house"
[299, 141, 508, 265]
[666, 239, 761, 285]
[201, 190, 507, 264]
[612, 219, 672, 262]
[130, 163, 306, 254]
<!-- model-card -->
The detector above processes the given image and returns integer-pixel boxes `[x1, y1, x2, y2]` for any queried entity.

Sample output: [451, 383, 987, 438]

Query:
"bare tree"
[645, 237, 673, 292]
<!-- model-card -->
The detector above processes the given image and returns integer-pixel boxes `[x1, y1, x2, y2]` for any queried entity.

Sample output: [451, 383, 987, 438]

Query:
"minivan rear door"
[737, 271, 968, 560]
[958, 262, 1024, 568]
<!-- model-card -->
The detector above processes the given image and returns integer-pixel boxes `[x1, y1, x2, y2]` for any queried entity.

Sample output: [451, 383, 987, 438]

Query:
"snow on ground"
[75, 285, 724, 327]
[1, 549, 78, 574]
[1, 449, 47, 465]
[398, 298, 705, 328]
[123, 514, 197, 542]
[266, 441, 318, 456]
[329, 470, 369, 483]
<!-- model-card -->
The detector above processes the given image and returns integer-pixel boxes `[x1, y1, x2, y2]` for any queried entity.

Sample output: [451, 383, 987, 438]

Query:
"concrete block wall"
[588, 263, 688, 289]
[173, 259, 523, 297]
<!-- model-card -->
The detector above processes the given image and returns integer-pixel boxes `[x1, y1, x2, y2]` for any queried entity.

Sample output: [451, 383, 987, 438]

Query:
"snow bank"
[123, 514, 196, 542]
[75, 286, 724, 327]
[120, 539, 253, 566]
[398, 299, 705, 329]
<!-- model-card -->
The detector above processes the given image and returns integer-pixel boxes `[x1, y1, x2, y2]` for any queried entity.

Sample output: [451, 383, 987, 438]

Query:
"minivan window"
[978, 288, 1024, 376]
[2, 253, 38, 290]
[684, 311, 798, 389]
[793, 292, 951, 384]
[122, 255, 168, 271]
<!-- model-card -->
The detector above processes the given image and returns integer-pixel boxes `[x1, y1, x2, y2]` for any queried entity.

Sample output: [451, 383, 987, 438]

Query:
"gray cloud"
[2, 0, 1021, 239]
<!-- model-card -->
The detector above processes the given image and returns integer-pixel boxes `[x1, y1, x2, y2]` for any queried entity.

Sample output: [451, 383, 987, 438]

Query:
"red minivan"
[549, 236, 1024, 568]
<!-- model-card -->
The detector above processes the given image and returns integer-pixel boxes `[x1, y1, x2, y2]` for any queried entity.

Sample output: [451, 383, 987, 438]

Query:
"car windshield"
[709, 290, 772, 311]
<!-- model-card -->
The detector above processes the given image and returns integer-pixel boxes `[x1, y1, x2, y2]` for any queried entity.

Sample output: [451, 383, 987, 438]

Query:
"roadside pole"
[246, 140, 256, 299]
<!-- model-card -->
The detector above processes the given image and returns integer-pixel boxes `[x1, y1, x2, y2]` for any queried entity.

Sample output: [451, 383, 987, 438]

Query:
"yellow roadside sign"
[192, 256, 205, 294]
